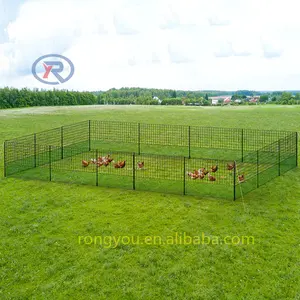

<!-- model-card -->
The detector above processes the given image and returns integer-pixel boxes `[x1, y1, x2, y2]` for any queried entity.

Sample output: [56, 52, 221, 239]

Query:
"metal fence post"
[3, 141, 7, 177]
[296, 132, 298, 167]
[61, 126, 64, 159]
[88, 120, 91, 151]
[256, 150, 259, 188]
[133, 152, 136, 190]
[278, 140, 281, 176]
[138, 123, 141, 155]
[188, 126, 191, 159]
[233, 160, 236, 201]
[96, 149, 98, 186]
[49, 145, 52, 181]
[183, 157, 186, 195]
[34, 133, 37, 168]
[241, 129, 244, 162]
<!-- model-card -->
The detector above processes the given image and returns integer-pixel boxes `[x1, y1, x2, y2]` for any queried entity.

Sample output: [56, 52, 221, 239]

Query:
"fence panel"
[243, 129, 290, 152]
[134, 153, 184, 194]
[279, 132, 298, 174]
[257, 140, 279, 187]
[139, 123, 189, 156]
[3, 120, 298, 201]
[90, 120, 138, 153]
[36, 127, 61, 147]
[62, 120, 90, 157]
[189, 127, 242, 160]
[185, 157, 234, 199]
[235, 159, 258, 198]
[4, 134, 35, 175]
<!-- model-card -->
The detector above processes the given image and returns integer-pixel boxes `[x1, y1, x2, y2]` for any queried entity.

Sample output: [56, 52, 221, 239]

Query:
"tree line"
[1, 87, 300, 109]
[0, 88, 97, 109]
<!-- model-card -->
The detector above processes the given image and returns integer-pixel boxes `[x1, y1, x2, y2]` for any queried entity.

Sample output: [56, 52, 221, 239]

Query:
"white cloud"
[1, 0, 300, 90]
[208, 17, 230, 27]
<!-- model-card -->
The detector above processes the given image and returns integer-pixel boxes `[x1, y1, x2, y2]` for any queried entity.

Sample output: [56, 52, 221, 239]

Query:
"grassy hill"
[0, 105, 299, 299]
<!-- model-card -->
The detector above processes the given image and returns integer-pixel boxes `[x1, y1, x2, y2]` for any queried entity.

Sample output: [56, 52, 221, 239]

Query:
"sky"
[0, 0, 300, 91]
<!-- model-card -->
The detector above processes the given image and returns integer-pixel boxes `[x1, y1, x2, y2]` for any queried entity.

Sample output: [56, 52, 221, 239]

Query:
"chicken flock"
[187, 162, 245, 183]
[81, 154, 145, 170]
[82, 155, 245, 183]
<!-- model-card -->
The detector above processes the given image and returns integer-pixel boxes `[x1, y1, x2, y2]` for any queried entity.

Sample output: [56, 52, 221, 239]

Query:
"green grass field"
[1, 105, 300, 299]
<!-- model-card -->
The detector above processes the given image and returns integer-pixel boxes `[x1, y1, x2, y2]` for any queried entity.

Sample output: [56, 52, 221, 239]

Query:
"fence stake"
[256, 150, 259, 188]
[133, 152, 136, 190]
[188, 126, 191, 159]
[61, 126, 64, 159]
[278, 140, 281, 176]
[138, 123, 141, 155]
[96, 149, 99, 186]
[233, 160, 236, 201]
[88, 120, 91, 151]
[34, 133, 37, 168]
[3, 141, 6, 177]
[183, 157, 186, 195]
[296, 132, 298, 167]
[241, 129, 244, 162]
[49, 145, 52, 181]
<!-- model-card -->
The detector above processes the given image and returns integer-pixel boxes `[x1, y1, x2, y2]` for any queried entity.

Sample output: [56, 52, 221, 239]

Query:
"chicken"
[137, 161, 144, 169]
[187, 171, 193, 177]
[187, 169, 205, 180]
[200, 168, 209, 175]
[199, 173, 205, 180]
[103, 160, 110, 167]
[238, 174, 245, 183]
[211, 165, 218, 173]
[187, 171, 199, 179]
[82, 160, 90, 167]
[118, 160, 126, 168]
[114, 160, 126, 168]
[194, 169, 200, 175]
[107, 156, 114, 163]
[208, 173, 216, 181]
[90, 158, 97, 164]
[96, 161, 103, 167]
[98, 154, 113, 165]
[227, 163, 235, 170]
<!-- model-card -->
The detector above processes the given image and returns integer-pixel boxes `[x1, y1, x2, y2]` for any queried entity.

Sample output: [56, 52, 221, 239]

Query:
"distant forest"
[0, 87, 300, 109]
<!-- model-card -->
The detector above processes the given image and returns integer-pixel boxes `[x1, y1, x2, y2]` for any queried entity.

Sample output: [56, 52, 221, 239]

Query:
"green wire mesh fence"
[4, 120, 298, 200]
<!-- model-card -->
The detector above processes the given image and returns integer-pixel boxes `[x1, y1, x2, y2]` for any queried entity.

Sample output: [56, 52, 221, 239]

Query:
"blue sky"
[0, 0, 300, 91]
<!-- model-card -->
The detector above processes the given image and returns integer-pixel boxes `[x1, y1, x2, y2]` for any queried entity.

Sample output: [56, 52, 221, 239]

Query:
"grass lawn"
[0, 105, 300, 299]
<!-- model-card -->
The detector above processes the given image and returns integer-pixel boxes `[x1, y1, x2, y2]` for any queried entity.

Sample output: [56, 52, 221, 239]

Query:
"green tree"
[171, 90, 177, 98]
[259, 95, 269, 103]
[280, 92, 292, 104]
[295, 93, 300, 100]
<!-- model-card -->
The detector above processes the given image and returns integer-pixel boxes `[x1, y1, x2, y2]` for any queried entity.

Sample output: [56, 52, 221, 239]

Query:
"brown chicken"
[187, 171, 199, 179]
[199, 173, 205, 179]
[238, 174, 245, 183]
[137, 161, 144, 169]
[107, 156, 114, 163]
[211, 165, 218, 173]
[200, 168, 209, 175]
[103, 161, 110, 167]
[194, 169, 200, 175]
[82, 160, 90, 167]
[227, 163, 235, 170]
[208, 173, 216, 181]
[114, 160, 126, 168]
[97, 161, 103, 167]
[187, 169, 205, 180]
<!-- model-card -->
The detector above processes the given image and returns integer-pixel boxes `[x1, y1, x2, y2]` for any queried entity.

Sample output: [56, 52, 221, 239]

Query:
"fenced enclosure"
[4, 120, 298, 200]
